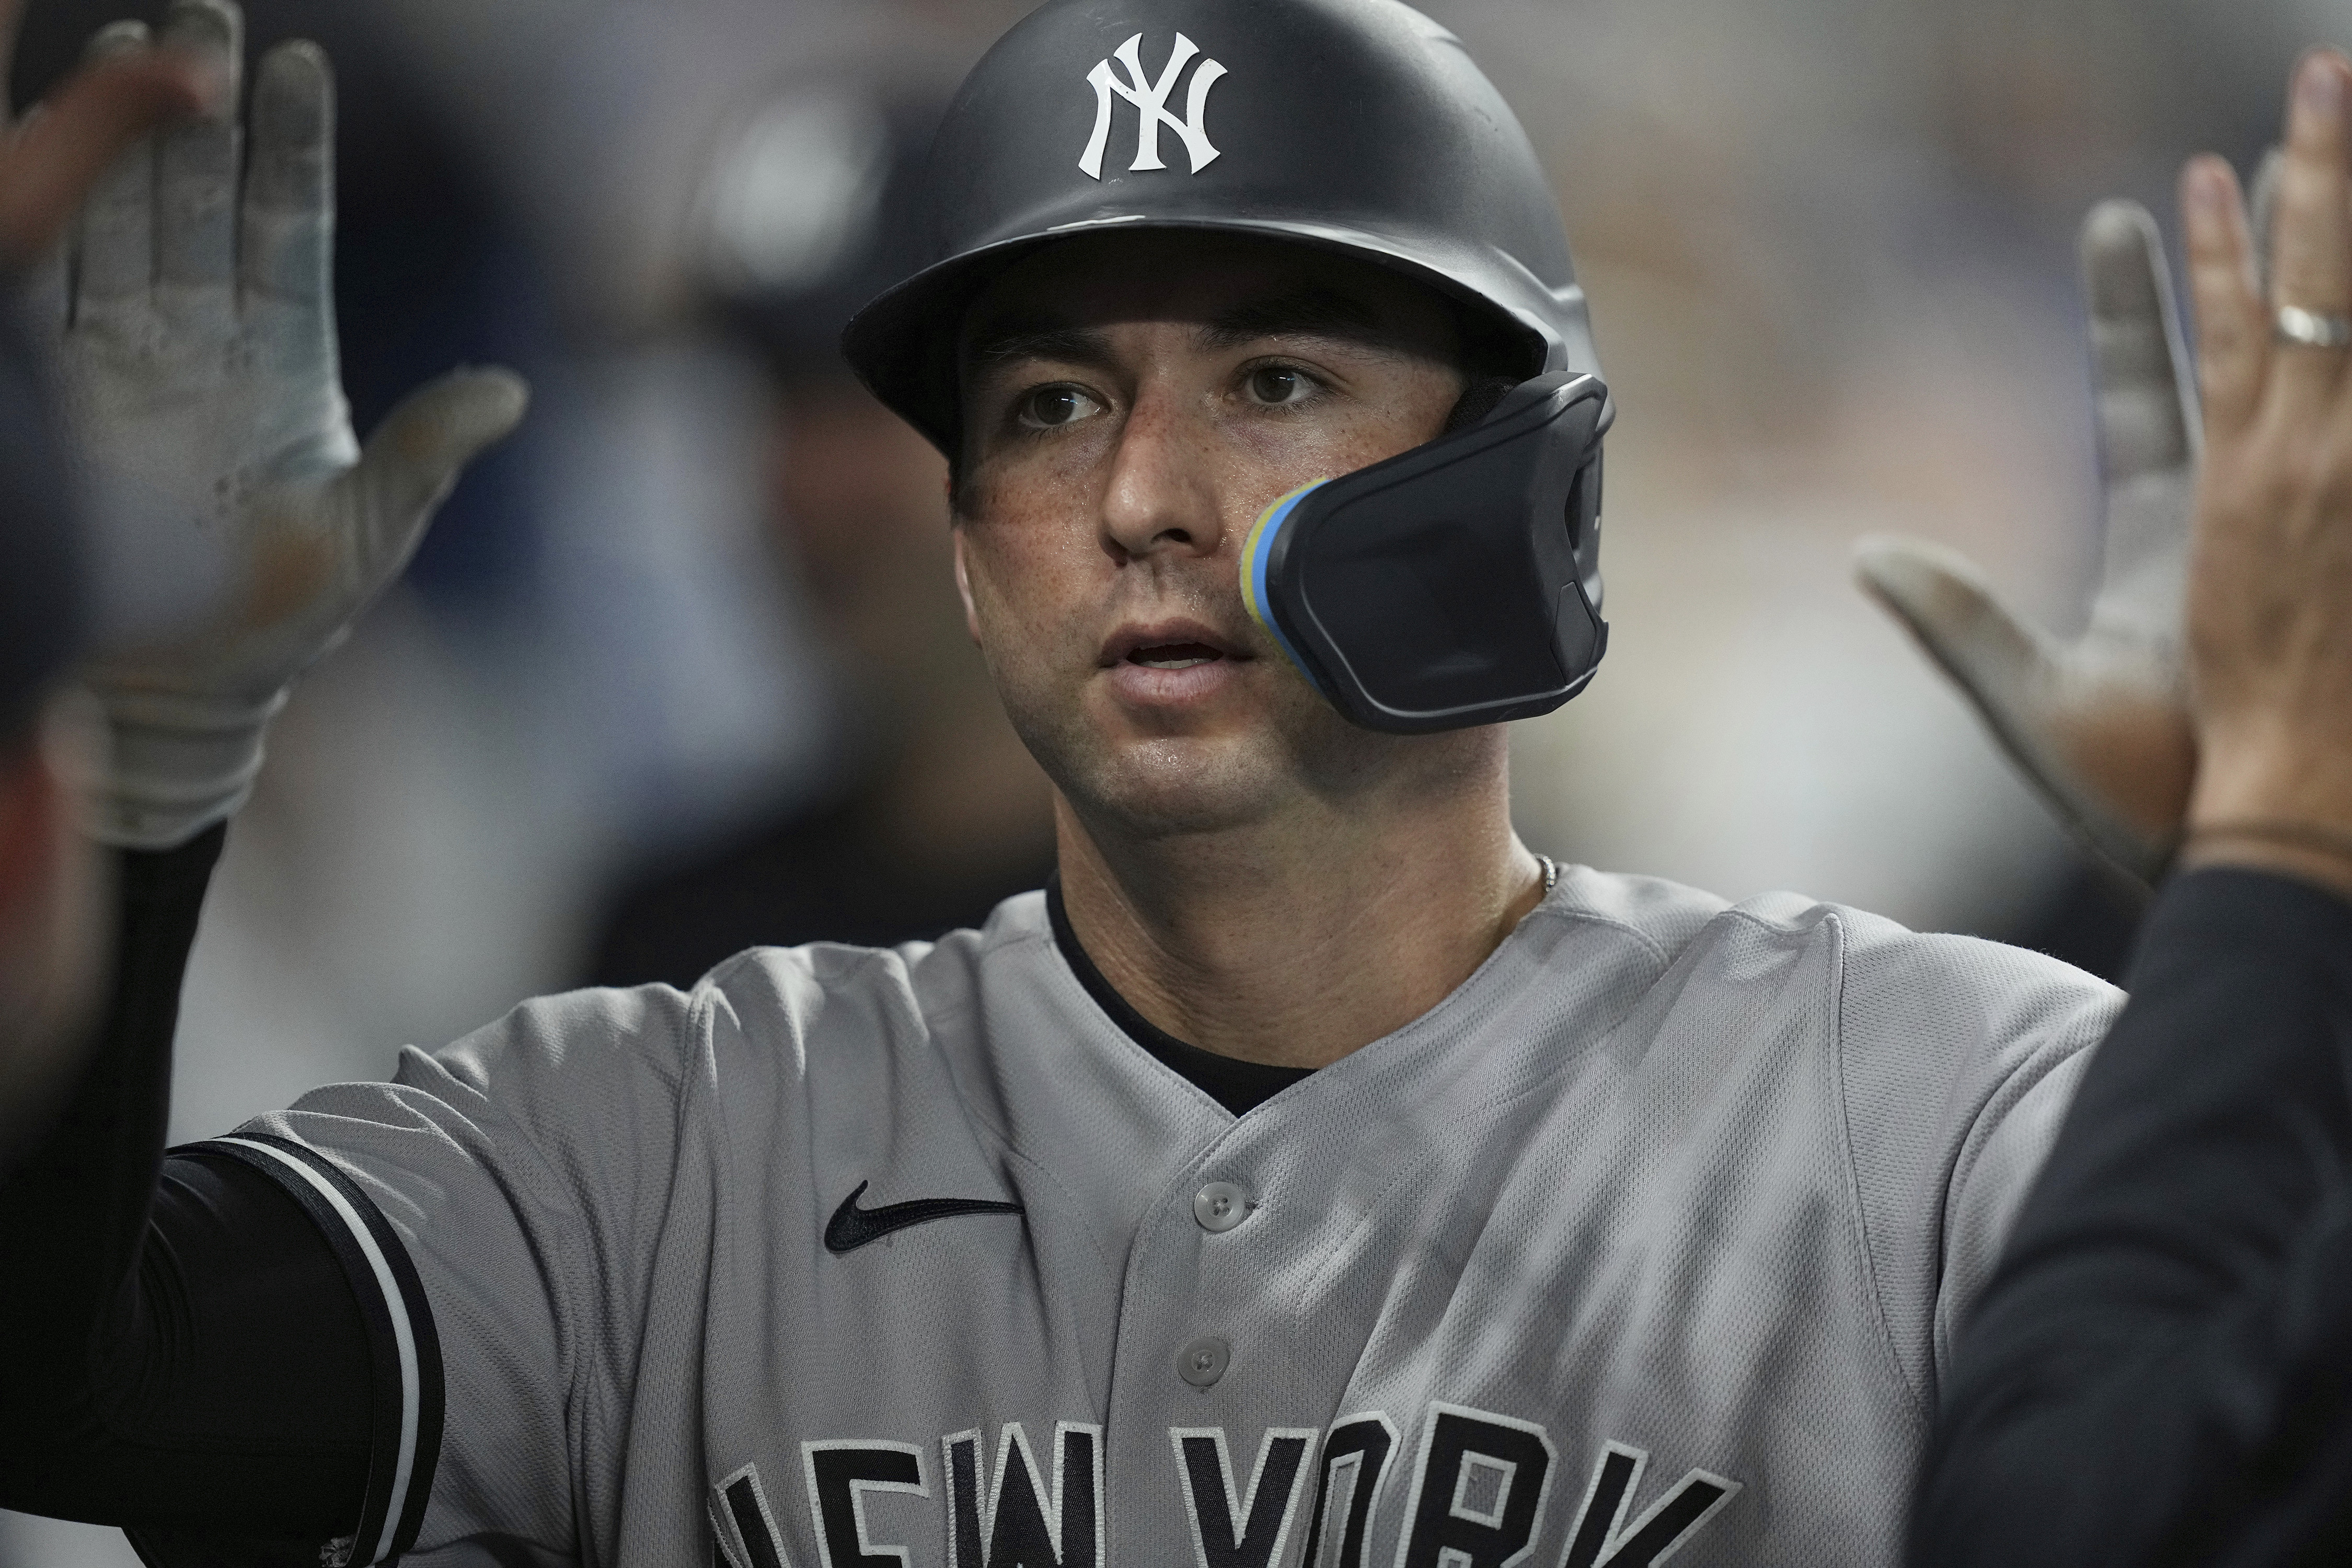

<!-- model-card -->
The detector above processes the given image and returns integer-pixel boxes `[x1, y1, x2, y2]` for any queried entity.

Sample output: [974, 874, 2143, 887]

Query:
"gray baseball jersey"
[214, 865, 2115, 1568]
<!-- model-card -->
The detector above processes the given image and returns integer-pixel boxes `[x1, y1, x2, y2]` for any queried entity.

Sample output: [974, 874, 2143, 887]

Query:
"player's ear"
[950, 531, 984, 647]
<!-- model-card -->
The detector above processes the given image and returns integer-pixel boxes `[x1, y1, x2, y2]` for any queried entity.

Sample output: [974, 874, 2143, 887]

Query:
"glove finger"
[2081, 199, 2195, 480]
[1857, 535, 2176, 885]
[68, 22, 157, 326]
[336, 365, 528, 573]
[238, 40, 330, 310]
[2079, 201, 2197, 639]
[1853, 534, 2049, 714]
[152, 0, 240, 317]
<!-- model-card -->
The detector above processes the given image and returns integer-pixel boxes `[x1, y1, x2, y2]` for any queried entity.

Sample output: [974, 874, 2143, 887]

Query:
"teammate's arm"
[1916, 49, 2352, 1566]
[0, 826, 375, 1550]
[0, 0, 523, 1553]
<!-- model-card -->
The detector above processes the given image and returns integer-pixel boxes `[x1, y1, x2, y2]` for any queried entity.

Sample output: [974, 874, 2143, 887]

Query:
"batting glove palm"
[46, 0, 526, 849]
[1851, 184, 2276, 888]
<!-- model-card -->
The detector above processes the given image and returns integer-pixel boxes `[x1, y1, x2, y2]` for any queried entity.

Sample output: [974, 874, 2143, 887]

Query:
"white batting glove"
[1852, 174, 2280, 888]
[43, 0, 527, 850]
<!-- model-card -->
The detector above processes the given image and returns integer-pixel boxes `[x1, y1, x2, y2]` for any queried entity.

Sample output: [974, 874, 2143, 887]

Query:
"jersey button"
[1193, 1182, 1251, 1232]
[1178, 1335, 1231, 1388]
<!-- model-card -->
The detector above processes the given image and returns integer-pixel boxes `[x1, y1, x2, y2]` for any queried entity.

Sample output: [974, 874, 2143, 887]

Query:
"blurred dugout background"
[0, 0, 2326, 1559]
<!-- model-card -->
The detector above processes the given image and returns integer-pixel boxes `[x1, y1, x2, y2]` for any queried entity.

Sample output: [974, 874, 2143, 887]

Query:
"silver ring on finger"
[2274, 303, 2352, 349]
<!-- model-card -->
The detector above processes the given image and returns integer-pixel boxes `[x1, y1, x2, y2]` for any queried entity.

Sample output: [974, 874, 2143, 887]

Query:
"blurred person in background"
[586, 78, 1053, 986]
[0, 0, 215, 1164]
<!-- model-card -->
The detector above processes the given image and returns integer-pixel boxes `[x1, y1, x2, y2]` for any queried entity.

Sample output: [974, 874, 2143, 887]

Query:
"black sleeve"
[1913, 868, 2352, 1568]
[0, 825, 388, 1562]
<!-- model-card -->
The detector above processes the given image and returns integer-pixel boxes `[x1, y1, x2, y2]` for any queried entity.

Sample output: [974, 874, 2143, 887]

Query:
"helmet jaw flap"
[1242, 373, 1610, 734]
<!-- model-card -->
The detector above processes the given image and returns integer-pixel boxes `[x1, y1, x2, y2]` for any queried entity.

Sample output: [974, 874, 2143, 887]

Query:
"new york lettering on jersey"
[708, 1411, 1735, 1567]
[243, 877, 2111, 1565]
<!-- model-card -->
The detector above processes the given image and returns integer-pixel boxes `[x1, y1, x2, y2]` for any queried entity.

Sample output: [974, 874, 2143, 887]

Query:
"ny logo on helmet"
[1079, 32, 1227, 179]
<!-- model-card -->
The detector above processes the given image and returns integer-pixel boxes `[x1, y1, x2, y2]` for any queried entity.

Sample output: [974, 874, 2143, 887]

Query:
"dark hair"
[0, 303, 87, 749]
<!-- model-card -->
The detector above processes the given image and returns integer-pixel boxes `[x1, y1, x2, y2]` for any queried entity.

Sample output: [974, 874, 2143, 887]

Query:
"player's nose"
[1098, 381, 1226, 566]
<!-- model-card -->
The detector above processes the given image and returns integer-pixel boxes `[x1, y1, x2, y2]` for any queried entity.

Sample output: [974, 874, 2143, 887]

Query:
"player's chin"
[1058, 723, 1302, 837]
[1106, 759, 1296, 835]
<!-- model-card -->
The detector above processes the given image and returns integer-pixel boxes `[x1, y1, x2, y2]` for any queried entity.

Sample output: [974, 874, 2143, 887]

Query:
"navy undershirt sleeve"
[0, 826, 376, 1553]
[1915, 868, 2352, 1568]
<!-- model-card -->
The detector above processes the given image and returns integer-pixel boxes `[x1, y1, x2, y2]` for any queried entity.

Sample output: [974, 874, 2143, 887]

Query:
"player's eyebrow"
[1195, 287, 1393, 353]
[965, 287, 1403, 375]
[963, 317, 1119, 375]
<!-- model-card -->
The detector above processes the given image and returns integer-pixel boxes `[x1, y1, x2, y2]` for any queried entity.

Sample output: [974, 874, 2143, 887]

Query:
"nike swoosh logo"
[824, 1180, 1025, 1254]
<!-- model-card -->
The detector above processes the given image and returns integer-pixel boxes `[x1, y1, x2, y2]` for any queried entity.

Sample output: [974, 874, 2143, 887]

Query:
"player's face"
[953, 232, 1469, 836]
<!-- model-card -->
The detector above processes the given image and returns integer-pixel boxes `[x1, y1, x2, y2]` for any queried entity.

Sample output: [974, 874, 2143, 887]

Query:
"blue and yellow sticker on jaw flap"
[1240, 478, 1329, 685]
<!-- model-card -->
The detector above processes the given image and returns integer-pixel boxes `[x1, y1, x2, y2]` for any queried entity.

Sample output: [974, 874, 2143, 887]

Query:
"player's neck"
[1052, 757, 1547, 1071]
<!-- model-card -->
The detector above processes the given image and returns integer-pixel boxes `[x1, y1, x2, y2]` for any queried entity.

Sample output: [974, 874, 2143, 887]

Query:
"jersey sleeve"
[228, 976, 711, 1564]
[1829, 911, 2122, 1405]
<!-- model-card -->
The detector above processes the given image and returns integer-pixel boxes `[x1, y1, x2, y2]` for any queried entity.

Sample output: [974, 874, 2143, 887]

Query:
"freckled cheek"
[1215, 431, 1350, 531]
[1220, 405, 1445, 505]
[961, 512, 1105, 668]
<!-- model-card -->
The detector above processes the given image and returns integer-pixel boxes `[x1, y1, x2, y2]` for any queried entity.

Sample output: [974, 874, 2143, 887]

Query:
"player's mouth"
[1127, 642, 1221, 670]
[1100, 622, 1252, 708]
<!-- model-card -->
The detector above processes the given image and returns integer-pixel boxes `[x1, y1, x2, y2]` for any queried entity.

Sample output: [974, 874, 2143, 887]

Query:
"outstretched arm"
[0, 827, 375, 1554]
[1915, 871, 2352, 1567]
[1917, 50, 2352, 1568]
[2, 0, 522, 1556]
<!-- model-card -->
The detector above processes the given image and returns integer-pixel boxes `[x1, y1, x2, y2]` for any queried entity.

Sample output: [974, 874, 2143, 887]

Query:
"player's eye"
[1016, 384, 1104, 430]
[1243, 364, 1321, 408]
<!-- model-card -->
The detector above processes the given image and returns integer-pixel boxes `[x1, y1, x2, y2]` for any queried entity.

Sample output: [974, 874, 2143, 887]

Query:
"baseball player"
[1, 3, 2345, 1568]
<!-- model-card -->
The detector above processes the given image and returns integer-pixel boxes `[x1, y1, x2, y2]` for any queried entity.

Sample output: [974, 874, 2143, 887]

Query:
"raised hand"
[1853, 203, 2205, 887]
[44, 0, 526, 849]
[2175, 52, 2352, 898]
